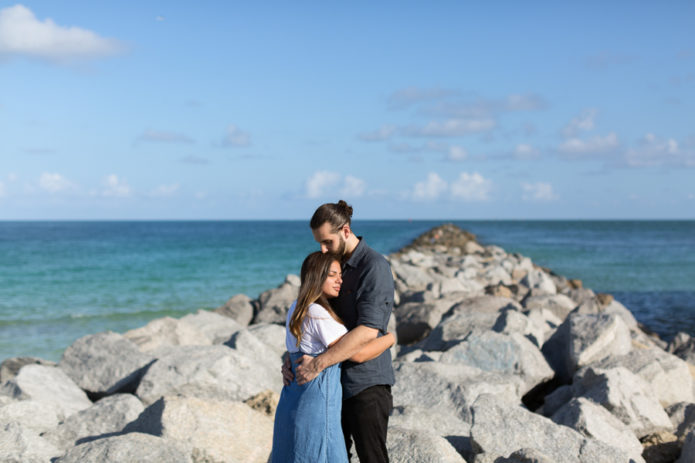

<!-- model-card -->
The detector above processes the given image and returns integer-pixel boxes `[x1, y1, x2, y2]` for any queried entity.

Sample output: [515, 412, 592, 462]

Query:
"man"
[286, 200, 395, 463]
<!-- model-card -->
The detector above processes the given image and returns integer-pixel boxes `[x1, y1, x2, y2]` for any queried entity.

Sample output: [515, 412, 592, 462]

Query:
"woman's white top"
[285, 300, 347, 354]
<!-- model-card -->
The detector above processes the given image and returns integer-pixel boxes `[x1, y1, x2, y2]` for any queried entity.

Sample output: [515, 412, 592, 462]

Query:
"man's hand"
[281, 353, 294, 386]
[295, 354, 323, 385]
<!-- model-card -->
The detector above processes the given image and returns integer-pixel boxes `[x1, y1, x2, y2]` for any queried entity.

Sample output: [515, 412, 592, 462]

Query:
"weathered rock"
[243, 389, 279, 417]
[395, 300, 456, 345]
[641, 431, 680, 463]
[123, 316, 211, 352]
[568, 367, 673, 437]
[669, 331, 695, 364]
[565, 287, 596, 305]
[668, 402, 695, 442]
[54, 432, 191, 463]
[253, 275, 299, 324]
[493, 309, 546, 348]
[550, 397, 645, 462]
[136, 345, 281, 405]
[541, 313, 632, 382]
[480, 265, 513, 286]
[124, 395, 272, 463]
[0, 421, 62, 463]
[215, 293, 255, 326]
[522, 294, 576, 321]
[393, 361, 523, 424]
[474, 448, 554, 463]
[573, 298, 639, 330]
[0, 364, 92, 420]
[520, 269, 557, 295]
[388, 426, 466, 463]
[439, 330, 554, 395]
[0, 399, 60, 434]
[241, 323, 287, 358]
[42, 393, 144, 451]
[59, 331, 154, 398]
[470, 394, 632, 462]
[593, 347, 694, 407]
[179, 309, 243, 344]
[391, 260, 437, 292]
[0, 357, 56, 384]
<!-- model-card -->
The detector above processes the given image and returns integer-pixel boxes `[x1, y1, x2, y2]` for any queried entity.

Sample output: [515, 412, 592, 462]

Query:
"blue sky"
[1, 1, 693, 219]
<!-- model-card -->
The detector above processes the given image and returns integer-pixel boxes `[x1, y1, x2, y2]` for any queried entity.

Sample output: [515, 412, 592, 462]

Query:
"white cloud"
[305, 171, 341, 198]
[8, 173, 18, 182]
[180, 155, 209, 164]
[341, 175, 366, 197]
[387, 87, 459, 110]
[222, 125, 251, 147]
[514, 144, 540, 159]
[0, 4, 123, 62]
[450, 172, 492, 201]
[447, 146, 468, 161]
[412, 173, 448, 201]
[155, 16, 165, 22]
[39, 172, 74, 193]
[358, 125, 396, 142]
[305, 172, 366, 199]
[557, 133, 619, 156]
[562, 109, 598, 137]
[404, 118, 496, 137]
[521, 182, 558, 201]
[150, 183, 180, 198]
[623, 133, 693, 167]
[101, 174, 132, 198]
[137, 130, 194, 144]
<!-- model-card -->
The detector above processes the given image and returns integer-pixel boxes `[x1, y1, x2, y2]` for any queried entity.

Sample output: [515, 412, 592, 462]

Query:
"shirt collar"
[344, 236, 366, 268]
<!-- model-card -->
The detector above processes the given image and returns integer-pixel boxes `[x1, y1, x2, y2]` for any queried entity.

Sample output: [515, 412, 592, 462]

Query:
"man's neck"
[343, 233, 360, 261]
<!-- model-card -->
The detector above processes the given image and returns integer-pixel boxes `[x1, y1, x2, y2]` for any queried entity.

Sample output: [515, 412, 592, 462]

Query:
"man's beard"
[336, 234, 347, 261]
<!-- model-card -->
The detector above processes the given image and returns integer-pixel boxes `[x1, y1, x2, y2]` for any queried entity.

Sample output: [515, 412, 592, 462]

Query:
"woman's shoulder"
[306, 302, 332, 319]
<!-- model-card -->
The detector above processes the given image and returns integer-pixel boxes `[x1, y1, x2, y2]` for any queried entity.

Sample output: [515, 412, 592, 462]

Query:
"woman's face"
[321, 260, 342, 298]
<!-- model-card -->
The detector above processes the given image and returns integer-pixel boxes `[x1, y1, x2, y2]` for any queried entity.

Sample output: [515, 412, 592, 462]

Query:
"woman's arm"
[348, 332, 395, 363]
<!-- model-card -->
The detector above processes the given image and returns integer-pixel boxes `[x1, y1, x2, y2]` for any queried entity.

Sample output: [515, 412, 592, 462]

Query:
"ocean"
[1, 220, 694, 363]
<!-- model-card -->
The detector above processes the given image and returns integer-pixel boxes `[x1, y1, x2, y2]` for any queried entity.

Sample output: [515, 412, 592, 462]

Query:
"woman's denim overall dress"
[271, 351, 348, 463]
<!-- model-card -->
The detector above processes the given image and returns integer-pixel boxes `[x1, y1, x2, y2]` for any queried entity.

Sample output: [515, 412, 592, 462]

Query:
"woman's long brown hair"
[289, 251, 344, 347]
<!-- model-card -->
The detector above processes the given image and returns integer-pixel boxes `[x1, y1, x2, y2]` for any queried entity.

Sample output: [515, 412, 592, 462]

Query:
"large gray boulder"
[388, 426, 466, 463]
[0, 399, 60, 434]
[59, 331, 155, 397]
[215, 293, 255, 327]
[246, 323, 288, 358]
[668, 331, 695, 364]
[563, 366, 672, 438]
[541, 313, 632, 382]
[179, 309, 243, 344]
[439, 330, 554, 395]
[523, 294, 576, 321]
[550, 397, 645, 462]
[493, 309, 547, 348]
[123, 316, 212, 352]
[469, 394, 632, 462]
[0, 357, 56, 383]
[0, 364, 92, 420]
[124, 395, 273, 463]
[520, 269, 557, 295]
[391, 260, 436, 291]
[395, 300, 456, 345]
[0, 421, 62, 463]
[593, 347, 694, 407]
[42, 393, 144, 451]
[54, 432, 191, 463]
[226, 327, 285, 365]
[135, 345, 281, 405]
[393, 361, 523, 423]
[253, 275, 299, 324]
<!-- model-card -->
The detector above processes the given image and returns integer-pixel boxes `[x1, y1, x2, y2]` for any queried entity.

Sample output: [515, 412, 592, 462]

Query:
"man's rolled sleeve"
[354, 259, 393, 332]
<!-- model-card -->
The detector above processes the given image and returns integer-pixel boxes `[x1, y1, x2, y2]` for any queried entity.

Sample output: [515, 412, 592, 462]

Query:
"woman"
[271, 252, 395, 463]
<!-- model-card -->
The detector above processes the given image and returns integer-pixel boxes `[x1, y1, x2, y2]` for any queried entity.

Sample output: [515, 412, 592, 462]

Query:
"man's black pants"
[341, 385, 392, 463]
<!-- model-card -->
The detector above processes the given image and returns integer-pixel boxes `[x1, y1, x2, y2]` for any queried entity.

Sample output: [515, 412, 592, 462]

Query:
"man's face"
[312, 222, 346, 256]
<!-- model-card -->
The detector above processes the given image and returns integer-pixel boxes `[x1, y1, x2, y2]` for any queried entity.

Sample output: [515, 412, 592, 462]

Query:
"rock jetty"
[2, 223, 695, 462]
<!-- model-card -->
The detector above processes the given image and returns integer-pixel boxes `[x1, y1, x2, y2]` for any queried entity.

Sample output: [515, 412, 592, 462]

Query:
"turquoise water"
[1, 221, 694, 362]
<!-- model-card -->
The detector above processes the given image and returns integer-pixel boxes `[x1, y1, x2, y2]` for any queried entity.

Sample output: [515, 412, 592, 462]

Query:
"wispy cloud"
[622, 133, 694, 168]
[304, 171, 366, 199]
[149, 183, 180, 198]
[447, 146, 468, 161]
[22, 147, 55, 155]
[101, 174, 132, 198]
[557, 133, 619, 156]
[514, 143, 541, 159]
[521, 182, 558, 201]
[562, 109, 598, 137]
[403, 118, 496, 138]
[0, 4, 123, 63]
[387, 87, 460, 110]
[221, 125, 251, 147]
[585, 52, 636, 69]
[39, 172, 75, 193]
[358, 125, 396, 142]
[422, 93, 546, 118]
[180, 155, 209, 165]
[136, 130, 194, 145]
[410, 171, 492, 201]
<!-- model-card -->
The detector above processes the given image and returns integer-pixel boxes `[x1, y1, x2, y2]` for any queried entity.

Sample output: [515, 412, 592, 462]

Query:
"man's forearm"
[315, 325, 378, 371]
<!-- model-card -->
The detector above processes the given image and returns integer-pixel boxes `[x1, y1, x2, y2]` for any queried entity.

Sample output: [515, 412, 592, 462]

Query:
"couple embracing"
[271, 200, 396, 463]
